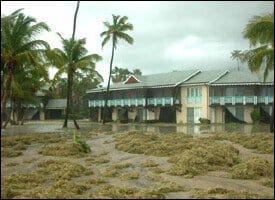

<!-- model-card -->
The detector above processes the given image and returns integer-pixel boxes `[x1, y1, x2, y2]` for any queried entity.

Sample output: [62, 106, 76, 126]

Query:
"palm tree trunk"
[63, 1, 80, 129]
[270, 100, 274, 132]
[63, 69, 72, 128]
[1, 71, 12, 129]
[71, 74, 79, 129]
[103, 37, 115, 124]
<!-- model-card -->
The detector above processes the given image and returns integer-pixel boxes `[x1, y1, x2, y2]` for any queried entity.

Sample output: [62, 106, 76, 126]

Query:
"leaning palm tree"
[1, 9, 50, 128]
[230, 50, 243, 70]
[100, 15, 134, 124]
[242, 12, 274, 132]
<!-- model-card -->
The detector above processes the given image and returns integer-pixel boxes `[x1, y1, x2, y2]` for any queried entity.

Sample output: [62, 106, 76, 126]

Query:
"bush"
[199, 118, 211, 124]
[250, 109, 260, 123]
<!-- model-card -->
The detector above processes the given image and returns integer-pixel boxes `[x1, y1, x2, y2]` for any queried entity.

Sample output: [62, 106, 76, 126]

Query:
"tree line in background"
[1, 3, 137, 129]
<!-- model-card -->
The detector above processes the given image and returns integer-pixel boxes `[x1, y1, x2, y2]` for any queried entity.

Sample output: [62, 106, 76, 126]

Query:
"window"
[187, 87, 202, 103]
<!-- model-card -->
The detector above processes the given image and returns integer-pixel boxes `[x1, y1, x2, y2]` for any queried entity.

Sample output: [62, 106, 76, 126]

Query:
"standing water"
[1, 120, 271, 135]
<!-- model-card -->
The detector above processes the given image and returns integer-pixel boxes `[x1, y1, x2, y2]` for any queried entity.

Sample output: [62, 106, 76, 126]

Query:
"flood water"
[1, 120, 271, 135]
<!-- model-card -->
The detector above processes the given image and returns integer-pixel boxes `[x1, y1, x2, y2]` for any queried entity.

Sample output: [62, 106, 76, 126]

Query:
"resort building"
[86, 68, 274, 124]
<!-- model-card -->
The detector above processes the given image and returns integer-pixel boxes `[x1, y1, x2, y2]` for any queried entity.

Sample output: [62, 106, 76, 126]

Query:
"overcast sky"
[1, 1, 274, 85]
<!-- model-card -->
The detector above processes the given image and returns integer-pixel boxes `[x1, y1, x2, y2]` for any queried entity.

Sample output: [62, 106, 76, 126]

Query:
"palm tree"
[1, 9, 50, 128]
[230, 50, 243, 70]
[242, 12, 274, 132]
[47, 35, 102, 129]
[100, 15, 134, 124]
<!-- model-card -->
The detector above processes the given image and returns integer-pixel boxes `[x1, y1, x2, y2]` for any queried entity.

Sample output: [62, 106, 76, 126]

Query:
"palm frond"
[243, 12, 274, 47]
[116, 32, 134, 44]
[101, 35, 110, 48]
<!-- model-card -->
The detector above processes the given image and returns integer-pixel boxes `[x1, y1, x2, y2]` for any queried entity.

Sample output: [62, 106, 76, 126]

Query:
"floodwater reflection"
[2, 120, 271, 135]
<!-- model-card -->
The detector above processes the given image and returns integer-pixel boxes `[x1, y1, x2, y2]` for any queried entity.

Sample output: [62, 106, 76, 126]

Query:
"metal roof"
[183, 69, 229, 85]
[86, 68, 274, 94]
[211, 68, 274, 85]
[45, 99, 67, 109]
[86, 69, 200, 93]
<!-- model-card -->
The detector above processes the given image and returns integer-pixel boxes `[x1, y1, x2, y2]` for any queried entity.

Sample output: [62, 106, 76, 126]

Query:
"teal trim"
[89, 97, 180, 107]
[210, 96, 273, 105]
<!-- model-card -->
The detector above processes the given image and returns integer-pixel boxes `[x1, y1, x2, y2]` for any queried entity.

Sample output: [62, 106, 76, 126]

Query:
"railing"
[88, 97, 180, 107]
[210, 96, 273, 105]
[187, 96, 202, 103]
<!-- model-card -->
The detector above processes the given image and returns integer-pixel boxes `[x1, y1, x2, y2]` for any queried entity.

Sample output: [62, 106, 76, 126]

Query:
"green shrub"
[250, 109, 260, 123]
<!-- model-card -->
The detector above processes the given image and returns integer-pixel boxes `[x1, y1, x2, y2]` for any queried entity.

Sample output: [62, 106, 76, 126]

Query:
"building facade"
[86, 68, 274, 124]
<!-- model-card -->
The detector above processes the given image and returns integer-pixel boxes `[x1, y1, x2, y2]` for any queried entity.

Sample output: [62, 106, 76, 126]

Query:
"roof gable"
[123, 75, 141, 84]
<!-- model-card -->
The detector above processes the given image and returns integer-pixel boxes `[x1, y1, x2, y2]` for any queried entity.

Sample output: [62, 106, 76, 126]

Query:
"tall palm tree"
[100, 15, 134, 124]
[230, 50, 243, 70]
[242, 12, 274, 132]
[1, 9, 50, 128]
[47, 34, 102, 129]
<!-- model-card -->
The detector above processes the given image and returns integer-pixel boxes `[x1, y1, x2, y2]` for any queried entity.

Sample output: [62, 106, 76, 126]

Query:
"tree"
[100, 15, 134, 124]
[111, 66, 131, 83]
[132, 68, 142, 76]
[111, 67, 142, 83]
[8, 64, 49, 126]
[242, 12, 274, 132]
[1, 9, 50, 128]
[230, 50, 243, 70]
[46, 35, 102, 129]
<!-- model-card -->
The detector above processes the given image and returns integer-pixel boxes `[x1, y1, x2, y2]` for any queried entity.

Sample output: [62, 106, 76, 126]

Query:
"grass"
[36, 159, 93, 180]
[157, 181, 186, 193]
[15, 180, 90, 199]
[120, 171, 140, 180]
[94, 184, 138, 199]
[3, 172, 46, 190]
[38, 141, 91, 157]
[115, 131, 194, 156]
[5, 161, 20, 166]
[93, 182, 186, 199]
[1, 132, 67, 157]
[210, 132, 274, 153]
[168, 141, 240, 177]
[93, 157, 110, 164]
[100, 167, 120, 177]
[99, 162, 132, 177]
[140, 159, 159, 167]
[1, 148, 22, 157]
[191, 187, 268, 199]
[85, 177, 108, 185]
[1, 187, 20, 199]
[146, 172, 164, 182]
[230, 157, 273, 179]
[149, 166, 166, 174]
[1, 132, 66, 148]
[261, 178, 274, 188]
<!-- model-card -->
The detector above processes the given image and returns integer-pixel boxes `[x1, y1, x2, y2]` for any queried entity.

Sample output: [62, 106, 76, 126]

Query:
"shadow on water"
[2, 120, 271, 135]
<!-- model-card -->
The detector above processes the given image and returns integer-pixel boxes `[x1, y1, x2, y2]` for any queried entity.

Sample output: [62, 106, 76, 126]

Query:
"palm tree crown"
[242, 12, 274, 81]
[100, 15, 134, 49]
[100, 14, 134, 124]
